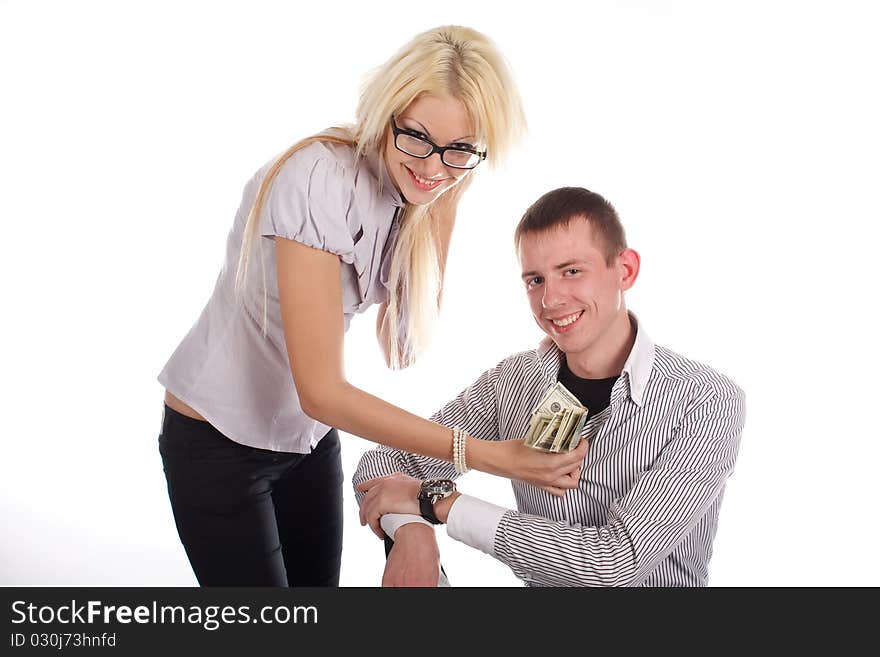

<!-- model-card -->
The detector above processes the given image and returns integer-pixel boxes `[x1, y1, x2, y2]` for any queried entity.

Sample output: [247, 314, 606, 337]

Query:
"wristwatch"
[417, 478, 456, 525]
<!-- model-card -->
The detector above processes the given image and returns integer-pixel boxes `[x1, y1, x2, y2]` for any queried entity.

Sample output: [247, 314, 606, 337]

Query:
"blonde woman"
[157, 25, 586, 586]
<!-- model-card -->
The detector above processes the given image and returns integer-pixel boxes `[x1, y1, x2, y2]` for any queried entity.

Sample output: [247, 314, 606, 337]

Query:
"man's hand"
[383, 523, 441, 587]
[356, 473, 421, 539]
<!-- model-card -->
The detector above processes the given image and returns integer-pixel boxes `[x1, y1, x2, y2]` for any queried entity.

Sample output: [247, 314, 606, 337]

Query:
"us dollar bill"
[524, 382, 588, 452]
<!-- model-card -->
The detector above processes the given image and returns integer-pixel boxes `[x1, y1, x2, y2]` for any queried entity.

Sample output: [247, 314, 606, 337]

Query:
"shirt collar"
[536, 311, 655, 407]
[619, 312, 655, 406]
[364, 149, 405, 208]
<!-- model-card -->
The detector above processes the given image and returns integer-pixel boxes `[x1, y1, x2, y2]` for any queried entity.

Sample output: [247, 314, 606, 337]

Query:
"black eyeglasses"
[390, 116, 486, 169]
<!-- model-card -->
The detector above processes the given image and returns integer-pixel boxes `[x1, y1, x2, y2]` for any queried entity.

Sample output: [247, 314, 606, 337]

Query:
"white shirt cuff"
[446, 494, 508, 557]
[380, 513, 432, 540]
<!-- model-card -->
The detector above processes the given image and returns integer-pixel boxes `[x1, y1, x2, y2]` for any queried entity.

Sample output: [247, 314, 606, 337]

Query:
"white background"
[2, 0, 878, 586]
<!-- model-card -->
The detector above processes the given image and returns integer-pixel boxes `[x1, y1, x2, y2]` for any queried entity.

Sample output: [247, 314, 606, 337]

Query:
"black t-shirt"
[558, 357, 619, 420]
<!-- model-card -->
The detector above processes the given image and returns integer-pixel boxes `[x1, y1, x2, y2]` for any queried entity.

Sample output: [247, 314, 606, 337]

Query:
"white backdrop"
[2, 0, 878, 586]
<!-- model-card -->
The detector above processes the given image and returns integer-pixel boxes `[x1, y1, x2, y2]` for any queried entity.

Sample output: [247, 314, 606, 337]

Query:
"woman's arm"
[375, 301, 393, 368]
[430, 174, 472, 305]
[374, 176, 471, 364]
[276, 236, 585, 489]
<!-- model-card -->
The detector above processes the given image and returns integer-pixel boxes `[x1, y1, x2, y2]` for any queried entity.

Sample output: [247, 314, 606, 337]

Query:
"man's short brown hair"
[514, 187, 627, 265]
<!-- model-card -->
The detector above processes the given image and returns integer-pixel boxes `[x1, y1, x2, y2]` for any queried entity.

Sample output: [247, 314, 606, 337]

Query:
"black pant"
[158, 405, 343, 586]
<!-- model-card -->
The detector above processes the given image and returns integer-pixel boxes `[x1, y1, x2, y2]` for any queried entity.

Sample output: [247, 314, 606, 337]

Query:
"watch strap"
[418, 494, 443, 525]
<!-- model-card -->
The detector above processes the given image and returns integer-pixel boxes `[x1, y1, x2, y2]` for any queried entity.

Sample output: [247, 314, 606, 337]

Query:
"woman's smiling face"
[383, 93, 477, 205]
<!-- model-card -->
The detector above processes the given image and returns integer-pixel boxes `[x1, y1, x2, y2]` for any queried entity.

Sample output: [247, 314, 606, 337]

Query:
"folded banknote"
[524, 382, 588, 453]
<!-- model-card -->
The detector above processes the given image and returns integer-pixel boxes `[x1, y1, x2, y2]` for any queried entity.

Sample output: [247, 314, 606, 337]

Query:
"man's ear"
[617, 248, 640, 291]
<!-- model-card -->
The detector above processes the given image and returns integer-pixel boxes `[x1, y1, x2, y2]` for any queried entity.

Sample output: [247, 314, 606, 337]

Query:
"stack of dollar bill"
[524, 382, 588, 453]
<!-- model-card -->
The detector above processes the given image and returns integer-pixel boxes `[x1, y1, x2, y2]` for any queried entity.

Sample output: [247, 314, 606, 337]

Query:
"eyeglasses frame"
[389, 116, 487, 169]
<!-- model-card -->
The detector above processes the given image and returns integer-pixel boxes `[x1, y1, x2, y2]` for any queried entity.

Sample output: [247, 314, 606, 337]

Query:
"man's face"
[518, 218, 635, 362]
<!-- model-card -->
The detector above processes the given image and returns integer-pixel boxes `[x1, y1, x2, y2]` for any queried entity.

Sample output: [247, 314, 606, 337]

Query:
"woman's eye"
[565, 268, 580, 276]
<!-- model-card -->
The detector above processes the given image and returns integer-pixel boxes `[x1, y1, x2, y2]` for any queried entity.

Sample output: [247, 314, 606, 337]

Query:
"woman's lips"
[406, 165, 444, 191]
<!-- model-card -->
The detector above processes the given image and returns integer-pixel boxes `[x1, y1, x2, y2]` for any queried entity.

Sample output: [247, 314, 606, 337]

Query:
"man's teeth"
[552, 312, 582, 327]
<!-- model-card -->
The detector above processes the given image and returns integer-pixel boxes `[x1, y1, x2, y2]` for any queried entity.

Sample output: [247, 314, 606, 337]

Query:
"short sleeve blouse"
[158, 140, 405, 453]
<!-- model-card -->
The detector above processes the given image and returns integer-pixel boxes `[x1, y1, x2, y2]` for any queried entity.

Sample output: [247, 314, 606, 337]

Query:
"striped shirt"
[353, 314, 746, 586]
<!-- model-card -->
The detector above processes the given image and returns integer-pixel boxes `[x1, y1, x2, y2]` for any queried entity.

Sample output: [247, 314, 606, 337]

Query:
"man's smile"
[547, 310, 584, 332]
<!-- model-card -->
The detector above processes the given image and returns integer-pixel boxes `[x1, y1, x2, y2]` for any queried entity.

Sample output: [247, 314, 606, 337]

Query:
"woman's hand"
[355, 473, 422, 539]
[472, 438, 589, 496]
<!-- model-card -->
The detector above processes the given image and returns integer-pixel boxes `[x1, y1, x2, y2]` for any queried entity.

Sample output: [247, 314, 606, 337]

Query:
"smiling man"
[353, 187, 746, 587]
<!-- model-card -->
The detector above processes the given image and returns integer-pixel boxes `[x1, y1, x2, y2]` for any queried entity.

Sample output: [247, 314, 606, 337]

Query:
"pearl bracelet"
[452, 425, 469, 474]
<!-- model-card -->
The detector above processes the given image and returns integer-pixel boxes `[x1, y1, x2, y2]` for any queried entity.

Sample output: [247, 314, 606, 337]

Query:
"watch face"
[421, 478, 455, 500]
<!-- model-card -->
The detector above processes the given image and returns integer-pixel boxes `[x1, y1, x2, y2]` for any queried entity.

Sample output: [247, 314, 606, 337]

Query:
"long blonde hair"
[236, 25, 525, 368]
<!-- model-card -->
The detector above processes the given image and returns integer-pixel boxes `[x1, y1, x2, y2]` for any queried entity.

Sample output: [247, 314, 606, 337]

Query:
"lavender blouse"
[158, 141, 405, 453]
